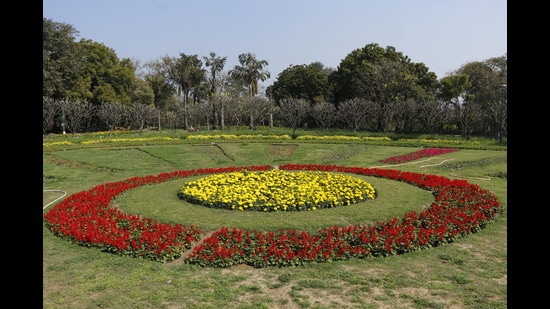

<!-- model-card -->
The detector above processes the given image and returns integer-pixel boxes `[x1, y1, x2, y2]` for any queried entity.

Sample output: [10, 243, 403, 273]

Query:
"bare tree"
[225, 98, 246, 128]
[460, 102, 483, 140]
[416, 99, 453, 133]
[485, 94, 507, 139]
[97, 101, 127, 135]
[310, 101, 337, 130]
[277, 98, 310, 133]
[215, 95, 231, 130]
[337, 98, 370, 131]
[43, 97, 58, 135]
[61, 99, 96, 137]
[391, 99, 419, 134]
[164, 110, 178, 132]
[187, 101, 210, 131]
[242, 97, 274, 130]
[128, 102, 156, 135]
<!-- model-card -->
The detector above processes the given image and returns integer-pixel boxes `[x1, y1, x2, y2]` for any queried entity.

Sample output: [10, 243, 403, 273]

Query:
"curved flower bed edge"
[43, 164, 502, 267]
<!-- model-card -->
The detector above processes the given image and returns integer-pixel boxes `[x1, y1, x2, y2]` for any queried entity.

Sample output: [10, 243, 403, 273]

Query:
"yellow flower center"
[179, 170, 376, 211]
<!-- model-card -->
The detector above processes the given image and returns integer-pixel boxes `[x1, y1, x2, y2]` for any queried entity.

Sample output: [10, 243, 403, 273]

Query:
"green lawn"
[43, 133, 507, 309]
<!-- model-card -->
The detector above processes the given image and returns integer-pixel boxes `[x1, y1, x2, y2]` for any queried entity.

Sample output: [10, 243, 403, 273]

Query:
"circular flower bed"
[43, 164, 502, 267]
[178, 170, 377, 212]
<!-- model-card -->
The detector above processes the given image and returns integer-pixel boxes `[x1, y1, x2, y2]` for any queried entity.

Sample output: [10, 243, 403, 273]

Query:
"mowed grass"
[43, 138, 507, 309]
[113, 175, 434, 233]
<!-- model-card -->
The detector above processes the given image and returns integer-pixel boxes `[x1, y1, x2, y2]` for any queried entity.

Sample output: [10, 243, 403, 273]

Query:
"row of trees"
[42, 94, 464, 138]
[43, 18, 507, 139]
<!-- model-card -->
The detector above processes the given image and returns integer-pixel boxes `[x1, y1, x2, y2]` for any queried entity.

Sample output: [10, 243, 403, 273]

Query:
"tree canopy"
[43, 18, 85, 100]
[43, 18, 506, 139]
[330, 43, 438, 104]
[229, 53, 270, 97]
[267, 62, 333, 105]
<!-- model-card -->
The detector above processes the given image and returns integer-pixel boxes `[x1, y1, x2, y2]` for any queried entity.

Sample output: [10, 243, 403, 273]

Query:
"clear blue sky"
[43, 0, 507, 90]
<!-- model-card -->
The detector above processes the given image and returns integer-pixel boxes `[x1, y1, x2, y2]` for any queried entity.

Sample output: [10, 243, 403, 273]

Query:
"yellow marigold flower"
[179, 170, 376, 212]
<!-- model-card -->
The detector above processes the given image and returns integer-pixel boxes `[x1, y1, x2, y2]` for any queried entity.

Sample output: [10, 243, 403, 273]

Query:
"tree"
[43, 97, 59, 135]
[224, 98, 247, 128]
[310, 101, 338, 130]
[143, 56, 177, 110]
[415, 99, 453, 134]
[60, 99, 96, 137]
[145, 74, 175, 108]
[203, 52, 227, 129]
[456, 56, 507, 138]
[439, 74, 471, 135]
[268, 63, 332, 104]
[186, 101, 210, 131]
[214, 93, 232, 130]
[131, 78, 155, 105]
[128, 102, 157, 135]
[276, 98, 310, 133]
[97, 101, 127, 135]
[169, 53, 206, 130]
[229, 53, 270, 98]
[225, 71, 249, 98]
[459, 100, 483, 140]
[337, 98, 371, 132]
[355, 59, 415, 132]
[391, 99, 419, 134]
[441, 54, 507, 139]
[242, 97, 274, 130]
[331, 43, 392, 103]
[78, 39, 136, 105]
[164, 110, 178, 132]
[408, 62, 439, 96]
[331, 43, 438, 105]
[43, 18, 87, 100]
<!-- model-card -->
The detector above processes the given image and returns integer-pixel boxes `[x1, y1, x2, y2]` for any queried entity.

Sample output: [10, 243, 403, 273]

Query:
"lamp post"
[61, 102, 66, 135]
[499, 84, 507, 145]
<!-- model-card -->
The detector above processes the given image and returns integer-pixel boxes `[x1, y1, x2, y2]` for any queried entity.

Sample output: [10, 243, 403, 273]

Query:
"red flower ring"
[43, 164, 502, 267]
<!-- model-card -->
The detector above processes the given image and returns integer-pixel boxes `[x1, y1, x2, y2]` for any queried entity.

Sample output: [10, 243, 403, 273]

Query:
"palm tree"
[229, 53, 270, 98]
[229, 53, 270, 129]
[203, 52, 227, 129]
[145, 74, 174, 109]
[169, 53, 205, 130]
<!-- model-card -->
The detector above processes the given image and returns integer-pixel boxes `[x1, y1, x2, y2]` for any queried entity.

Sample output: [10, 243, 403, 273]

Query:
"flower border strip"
[43, 164, 502, 266]
[43, 165, 271, 262]
[379, 148, 458, 164]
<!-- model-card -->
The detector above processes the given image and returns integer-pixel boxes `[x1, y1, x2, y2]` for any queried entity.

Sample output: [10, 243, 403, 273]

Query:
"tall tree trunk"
[249, 114, 255, 130]
[214, 107, 219, 129]
[211, 100, 217, 130]
[183, 94, 189, 130]
[220, 107, 225, 130]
